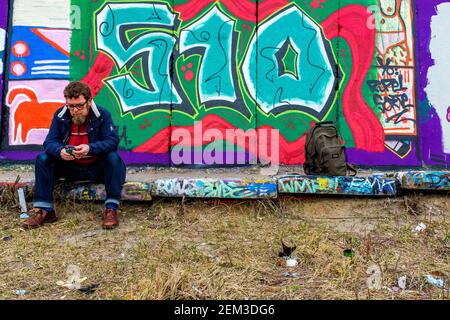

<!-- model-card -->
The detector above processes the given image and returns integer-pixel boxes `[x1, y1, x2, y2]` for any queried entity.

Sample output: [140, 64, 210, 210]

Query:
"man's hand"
[61, 148, 75, 161]
[72, 144, 90, 159]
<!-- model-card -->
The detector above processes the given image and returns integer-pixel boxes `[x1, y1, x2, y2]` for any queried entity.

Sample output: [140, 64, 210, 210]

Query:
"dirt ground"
[0, 192, 449, 300]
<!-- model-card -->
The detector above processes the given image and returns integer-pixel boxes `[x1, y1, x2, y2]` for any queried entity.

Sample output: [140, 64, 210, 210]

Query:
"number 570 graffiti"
[95, 2, 338, 119]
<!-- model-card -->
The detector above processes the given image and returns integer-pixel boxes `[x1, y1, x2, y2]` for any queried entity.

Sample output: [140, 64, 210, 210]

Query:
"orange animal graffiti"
[7, 88, 62, 144]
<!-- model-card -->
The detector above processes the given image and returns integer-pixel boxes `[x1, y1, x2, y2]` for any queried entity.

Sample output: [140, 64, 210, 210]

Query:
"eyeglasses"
[66, 101, 88, 111]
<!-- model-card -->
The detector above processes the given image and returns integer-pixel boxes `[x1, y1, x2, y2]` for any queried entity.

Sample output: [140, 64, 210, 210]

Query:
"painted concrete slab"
[396, 171, 450, 191]
[277, 175, 399, 196]
[2, 169, 449, 201]
[152, 178, 277, 199]
[62, 182, 152, 201]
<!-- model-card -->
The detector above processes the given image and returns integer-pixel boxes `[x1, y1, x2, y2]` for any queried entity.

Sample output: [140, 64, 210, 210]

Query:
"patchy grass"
[0, 193, 449, 300]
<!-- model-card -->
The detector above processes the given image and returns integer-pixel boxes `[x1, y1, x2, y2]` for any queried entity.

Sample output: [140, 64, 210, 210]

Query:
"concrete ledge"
[0, 178, 278, 201]
[61, 178, 278, 200]
[2, 170, 449, 202]
[62, 182, 153, 201]
[396, 171, 450, 191]
[277, 175, 399, 196]
[152, 178, 277, 199]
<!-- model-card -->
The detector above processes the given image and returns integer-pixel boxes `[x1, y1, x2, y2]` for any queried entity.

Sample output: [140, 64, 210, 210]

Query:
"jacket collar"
[57, 100, 101, 119]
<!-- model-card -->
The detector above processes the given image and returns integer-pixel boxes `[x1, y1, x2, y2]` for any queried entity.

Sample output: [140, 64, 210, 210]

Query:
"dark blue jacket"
[44, 102, 119, 160]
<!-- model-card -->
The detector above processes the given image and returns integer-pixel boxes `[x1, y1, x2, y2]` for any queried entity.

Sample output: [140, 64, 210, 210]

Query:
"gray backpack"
[303, 122, 356, 176]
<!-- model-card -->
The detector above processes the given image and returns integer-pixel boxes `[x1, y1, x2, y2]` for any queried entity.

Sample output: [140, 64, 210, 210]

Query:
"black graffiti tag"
[367, 57, 415, 125]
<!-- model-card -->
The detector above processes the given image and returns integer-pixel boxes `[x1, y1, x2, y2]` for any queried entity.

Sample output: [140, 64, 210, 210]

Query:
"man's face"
[66, 95, 91, 125]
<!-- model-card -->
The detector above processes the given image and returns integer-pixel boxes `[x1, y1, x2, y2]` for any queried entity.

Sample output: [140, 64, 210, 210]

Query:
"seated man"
[23, 81, 126, 230]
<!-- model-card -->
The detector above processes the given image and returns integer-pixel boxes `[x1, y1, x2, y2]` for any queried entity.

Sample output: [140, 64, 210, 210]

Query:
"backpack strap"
[304, 125, 317, 155]
[304, 124, 321, 174]
[316, 121, 335, 127]
[346, 163, 357, 176]
[343, 146, 357, 176]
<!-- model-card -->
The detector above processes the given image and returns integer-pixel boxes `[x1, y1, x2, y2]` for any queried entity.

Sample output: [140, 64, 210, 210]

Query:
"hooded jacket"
[43, 101, 119, 160]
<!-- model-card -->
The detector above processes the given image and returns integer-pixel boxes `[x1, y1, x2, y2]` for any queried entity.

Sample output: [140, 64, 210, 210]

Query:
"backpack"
[303, 121, 357, 176]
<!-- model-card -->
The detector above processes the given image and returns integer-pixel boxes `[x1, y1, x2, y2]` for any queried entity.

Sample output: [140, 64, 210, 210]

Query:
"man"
[23, 81, 126, 229]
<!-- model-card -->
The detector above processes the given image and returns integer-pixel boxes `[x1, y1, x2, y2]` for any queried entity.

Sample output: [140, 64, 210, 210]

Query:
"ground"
[0, 193, 449, 300]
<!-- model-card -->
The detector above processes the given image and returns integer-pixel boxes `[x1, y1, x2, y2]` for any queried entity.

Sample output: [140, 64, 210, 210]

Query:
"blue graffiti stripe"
[246, 182, 278, 195]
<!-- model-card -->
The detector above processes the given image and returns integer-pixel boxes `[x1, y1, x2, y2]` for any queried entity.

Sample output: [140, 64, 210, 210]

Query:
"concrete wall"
[0, 0, 449, 169]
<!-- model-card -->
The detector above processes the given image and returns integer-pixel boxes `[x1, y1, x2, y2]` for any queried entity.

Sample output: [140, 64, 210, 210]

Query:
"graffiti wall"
[1, 0, 70, 161]
[0, 0, 449, 169]
[0, 0, 8, 125]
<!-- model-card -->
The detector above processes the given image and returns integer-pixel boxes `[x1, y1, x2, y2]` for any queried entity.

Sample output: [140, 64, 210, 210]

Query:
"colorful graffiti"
[365, 0, 417, 160]
[71, 0, 384, 165]
[61, 178, 277, 199]
[63, 181, 153, 201]
[0, 0, 449, 169]
[7, 81, 68, 145]
[277, 174, 399, 196]
[153, 178, 277, 198]
[1, 0, 70, 152]
[1, 173, 415, 200]
[396, 171, 450, 190]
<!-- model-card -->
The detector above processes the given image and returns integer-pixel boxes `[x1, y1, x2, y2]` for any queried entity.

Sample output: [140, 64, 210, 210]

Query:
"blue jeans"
[33, 152, 126, 209]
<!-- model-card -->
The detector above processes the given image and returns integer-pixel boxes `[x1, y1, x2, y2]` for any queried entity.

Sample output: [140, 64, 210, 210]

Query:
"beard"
[72, 115, 87, 125]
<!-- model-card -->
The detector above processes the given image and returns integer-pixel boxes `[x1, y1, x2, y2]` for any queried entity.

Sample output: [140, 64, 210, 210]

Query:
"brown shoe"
[102, 208, 119, 229]
[22, 208, 58, 229]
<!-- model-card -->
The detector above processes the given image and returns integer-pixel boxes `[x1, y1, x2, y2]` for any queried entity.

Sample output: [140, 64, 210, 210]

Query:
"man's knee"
[103, 152, 126, 184]
[104, 152, 125, 170]
[35, 153, 51, 166]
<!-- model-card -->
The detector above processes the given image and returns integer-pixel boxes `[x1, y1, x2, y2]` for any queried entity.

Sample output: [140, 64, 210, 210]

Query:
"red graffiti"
[311, 0, 326, 9]
[7, 88, 62, 144]
[321, 5, 385, 152]
[174, 0, 289, 22]
[133, 127, 171, 153]
[81, 52, 115, 98]
[181, 63, 194, 81]
[133, 114, 306, 164]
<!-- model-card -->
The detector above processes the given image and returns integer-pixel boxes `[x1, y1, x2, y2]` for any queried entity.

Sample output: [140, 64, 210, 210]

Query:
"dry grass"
[0, 192, 449, 300]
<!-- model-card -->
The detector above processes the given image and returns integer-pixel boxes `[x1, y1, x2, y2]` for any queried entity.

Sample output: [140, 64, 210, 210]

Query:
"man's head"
[64, 82, 92, 125]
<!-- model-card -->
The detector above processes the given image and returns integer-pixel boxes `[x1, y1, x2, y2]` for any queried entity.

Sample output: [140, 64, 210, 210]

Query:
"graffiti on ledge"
[153, 178, 277, 198]
[277, 175, 399, 196]
[396, 171, 450, 190]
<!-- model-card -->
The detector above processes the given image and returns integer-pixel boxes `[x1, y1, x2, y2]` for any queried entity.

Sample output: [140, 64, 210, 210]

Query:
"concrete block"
[152, 178, 277, 199]
[396, 171, 450, 190]
[277, 174, 399, 196]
